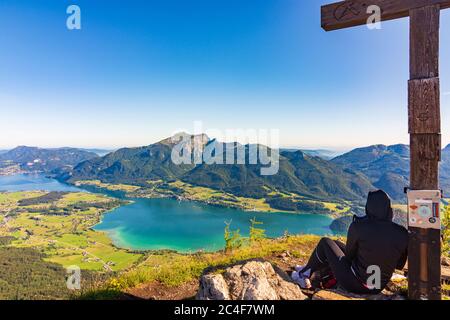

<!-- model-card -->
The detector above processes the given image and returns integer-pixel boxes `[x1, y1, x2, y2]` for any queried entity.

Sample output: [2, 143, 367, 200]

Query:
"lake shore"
[0, 175, 380, 301]
[73, 179, 353, 217]
[1, 174, 340, 254]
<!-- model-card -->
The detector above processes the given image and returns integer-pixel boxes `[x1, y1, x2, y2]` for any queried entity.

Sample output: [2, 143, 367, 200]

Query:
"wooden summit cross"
[321, 0, 449, 300]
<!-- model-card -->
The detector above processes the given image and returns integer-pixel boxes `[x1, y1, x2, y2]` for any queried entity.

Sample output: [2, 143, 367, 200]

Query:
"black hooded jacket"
[346, 190, 408, 289]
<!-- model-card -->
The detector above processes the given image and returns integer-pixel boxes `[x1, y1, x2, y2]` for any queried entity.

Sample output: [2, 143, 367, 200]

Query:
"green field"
[74, 180, 141, 193]
[0, 191, 142, 272]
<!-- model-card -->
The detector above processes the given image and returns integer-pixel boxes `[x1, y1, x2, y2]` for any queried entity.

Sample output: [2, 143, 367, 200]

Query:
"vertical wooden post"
[408, 5, 442, 300]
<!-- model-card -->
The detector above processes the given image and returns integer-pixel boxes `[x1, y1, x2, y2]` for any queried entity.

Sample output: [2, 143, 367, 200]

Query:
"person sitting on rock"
[293, 190, 408, 294]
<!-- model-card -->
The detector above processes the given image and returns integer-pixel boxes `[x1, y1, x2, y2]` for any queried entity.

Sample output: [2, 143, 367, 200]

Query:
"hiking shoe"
[291, 271, 312, 289]
[295, 265, 311, 277]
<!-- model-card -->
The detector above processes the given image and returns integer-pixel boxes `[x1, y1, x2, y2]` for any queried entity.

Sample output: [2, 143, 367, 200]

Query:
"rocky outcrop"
[196, 256, 450, 301]
[196, 260, 306, 300]
[197, 274, 231, 300]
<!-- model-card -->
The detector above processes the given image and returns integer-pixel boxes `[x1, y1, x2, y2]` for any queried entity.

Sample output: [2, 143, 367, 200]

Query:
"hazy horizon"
[1, 135, 449, 153]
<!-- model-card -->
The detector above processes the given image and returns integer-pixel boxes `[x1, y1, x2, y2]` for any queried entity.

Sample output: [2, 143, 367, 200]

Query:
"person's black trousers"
[302, 237, 375, 294]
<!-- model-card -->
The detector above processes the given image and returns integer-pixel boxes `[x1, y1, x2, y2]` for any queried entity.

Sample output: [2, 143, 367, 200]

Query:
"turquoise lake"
[0, 173, 81, 192]
[0, 174, 335, 252]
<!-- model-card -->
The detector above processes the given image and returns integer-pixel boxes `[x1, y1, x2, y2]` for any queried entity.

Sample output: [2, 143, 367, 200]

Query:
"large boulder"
[197, 274, 231, 300]
[196, 260, 306, 300]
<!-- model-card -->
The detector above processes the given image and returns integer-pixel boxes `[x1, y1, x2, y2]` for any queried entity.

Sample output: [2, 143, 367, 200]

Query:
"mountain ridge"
[4, 139, 449, 204]
[332, 143, 450, 200]
[0, 146, 98, 174]
[62, 134, 375, 202]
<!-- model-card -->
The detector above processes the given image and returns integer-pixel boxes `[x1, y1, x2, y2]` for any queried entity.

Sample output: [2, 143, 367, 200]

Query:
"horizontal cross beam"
[321, 0, 450, 31]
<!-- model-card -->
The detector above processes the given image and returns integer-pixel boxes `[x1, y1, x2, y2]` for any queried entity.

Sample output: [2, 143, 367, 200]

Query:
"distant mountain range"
[2, 138, 449, 203]
[281, 148, 345, 160]
[64, 135, 449, 202]
[55, 135, 373, 200]
[78, 148, 115, 156]
[332, 144, 450, 200]
[60, 134, 372, 202]
[0, 146, 98, 174]
[301, 149, 346, 160]
[0, 148, 113, 157]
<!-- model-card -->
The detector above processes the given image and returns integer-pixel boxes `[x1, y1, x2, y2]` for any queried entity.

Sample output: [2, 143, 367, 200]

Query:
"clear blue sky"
[1, 0, 450, 149]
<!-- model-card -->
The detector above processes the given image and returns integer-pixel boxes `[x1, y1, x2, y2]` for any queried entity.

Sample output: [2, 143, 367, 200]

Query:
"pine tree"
[249, 217, 266, 242]
[224, 220, 242, 252]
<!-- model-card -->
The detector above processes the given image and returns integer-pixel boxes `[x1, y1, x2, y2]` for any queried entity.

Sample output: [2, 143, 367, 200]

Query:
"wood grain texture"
[426, 229, 442, 300]
[409, 133, 442, 300]
[321, 0, 450, 31]
[408, 78, 440, 134]
[410, 134, 441, 190]
[408, 226, 422, 299]
[410, 5, 440, 78]
[408, 228, 441, 300]
[408, 5, 441, 300]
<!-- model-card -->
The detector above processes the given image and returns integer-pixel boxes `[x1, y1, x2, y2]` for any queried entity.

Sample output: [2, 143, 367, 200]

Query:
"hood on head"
[365, 190, 393, 221]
